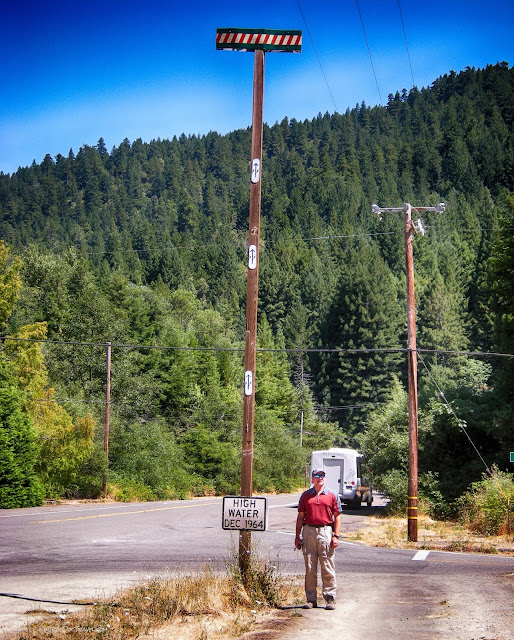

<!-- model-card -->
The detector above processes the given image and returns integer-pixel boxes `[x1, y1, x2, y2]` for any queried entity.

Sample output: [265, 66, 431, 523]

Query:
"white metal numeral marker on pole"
[244, 371, 253, 396]
[248, 245, 257, 269]
[251, 158, 260, 183]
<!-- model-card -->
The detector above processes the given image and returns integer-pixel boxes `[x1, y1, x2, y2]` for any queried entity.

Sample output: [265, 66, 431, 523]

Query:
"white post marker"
[222, 496, 268, 531]
[251, 158, 260, 183]
[248, 245, 257, 269]
[244, 370, 253, 396]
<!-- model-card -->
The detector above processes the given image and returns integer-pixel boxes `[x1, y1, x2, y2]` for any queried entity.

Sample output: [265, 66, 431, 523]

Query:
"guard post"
[216, 28, 301, 575]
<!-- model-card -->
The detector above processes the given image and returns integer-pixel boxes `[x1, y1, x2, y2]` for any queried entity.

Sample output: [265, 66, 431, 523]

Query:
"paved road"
[1, 495, 513, 639]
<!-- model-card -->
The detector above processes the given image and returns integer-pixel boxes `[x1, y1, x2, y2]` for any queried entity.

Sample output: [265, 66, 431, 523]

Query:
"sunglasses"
[313, 473, 325, 478]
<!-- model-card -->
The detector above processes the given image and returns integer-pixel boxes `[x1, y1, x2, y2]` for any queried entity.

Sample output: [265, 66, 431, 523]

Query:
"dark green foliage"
[253, 408, 305, 493]
[458, 466, 514, 535]
[0, 358, 43, 507]
[108, 418, 194, 500]
[72, 440, 106, 499]
[0, 64, 512, 505]
[314, 240, 403, 435]
[487, 193, 514, 409]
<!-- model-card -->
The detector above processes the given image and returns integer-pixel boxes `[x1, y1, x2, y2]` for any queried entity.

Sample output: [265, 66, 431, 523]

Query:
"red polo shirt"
[298, 487, 341, 526]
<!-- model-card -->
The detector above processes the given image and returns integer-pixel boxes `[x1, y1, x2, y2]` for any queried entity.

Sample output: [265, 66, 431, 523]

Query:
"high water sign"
[222, 496, 268, 531]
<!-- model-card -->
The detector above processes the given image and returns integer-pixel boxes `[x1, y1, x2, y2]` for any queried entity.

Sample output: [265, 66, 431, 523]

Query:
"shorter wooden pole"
[103, 342, 111, 499]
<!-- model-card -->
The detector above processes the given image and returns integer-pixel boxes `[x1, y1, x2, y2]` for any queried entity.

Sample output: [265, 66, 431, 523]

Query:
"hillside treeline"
[0, 63, 512, 513]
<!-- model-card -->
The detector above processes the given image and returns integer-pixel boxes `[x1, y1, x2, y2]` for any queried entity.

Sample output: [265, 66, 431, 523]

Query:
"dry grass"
[11, 566, 305, 640]
[344, 514, 514, 555]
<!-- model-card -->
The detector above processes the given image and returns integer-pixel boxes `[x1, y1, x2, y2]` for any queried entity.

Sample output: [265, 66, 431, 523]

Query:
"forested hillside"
[0, 63, 512, 513]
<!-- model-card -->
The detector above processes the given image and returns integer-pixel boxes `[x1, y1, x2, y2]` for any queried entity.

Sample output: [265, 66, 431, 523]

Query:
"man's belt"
[304, 523, 331, 527]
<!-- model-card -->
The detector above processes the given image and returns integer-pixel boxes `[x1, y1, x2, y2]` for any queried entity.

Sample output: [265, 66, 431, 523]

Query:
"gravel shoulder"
[258, 569, 514, 640]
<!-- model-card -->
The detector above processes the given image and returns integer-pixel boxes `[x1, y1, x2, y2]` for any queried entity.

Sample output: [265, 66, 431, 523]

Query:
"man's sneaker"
[302, 601, 317, 609]
[325, 596, 336, 610]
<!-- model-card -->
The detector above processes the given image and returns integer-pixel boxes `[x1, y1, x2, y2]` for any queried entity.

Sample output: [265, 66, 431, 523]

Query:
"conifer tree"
[315, 240, 403, 436]
[0, 241, 43, 507]
[0, 357, 43, 507]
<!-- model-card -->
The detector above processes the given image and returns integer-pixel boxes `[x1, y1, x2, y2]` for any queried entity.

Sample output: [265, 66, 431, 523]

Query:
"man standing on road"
[295, 468, 341, 610]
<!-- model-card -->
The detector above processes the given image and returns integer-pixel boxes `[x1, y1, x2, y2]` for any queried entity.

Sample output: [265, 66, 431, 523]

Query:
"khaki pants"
[302, 525, 337, 602]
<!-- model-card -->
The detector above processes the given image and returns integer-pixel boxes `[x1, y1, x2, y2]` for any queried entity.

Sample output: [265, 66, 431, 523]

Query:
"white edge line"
[270, 530, 361, 546]
[269, 502, 298, 509]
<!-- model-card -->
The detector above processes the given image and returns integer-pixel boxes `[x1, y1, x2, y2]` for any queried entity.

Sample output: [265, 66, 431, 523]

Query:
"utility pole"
[217, 28, 301, 575]
[372, 202, 445, 541]
[103, 341, 111, 499]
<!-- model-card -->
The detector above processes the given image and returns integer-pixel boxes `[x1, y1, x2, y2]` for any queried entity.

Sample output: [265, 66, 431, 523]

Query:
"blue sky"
[1, 0, 512, 174]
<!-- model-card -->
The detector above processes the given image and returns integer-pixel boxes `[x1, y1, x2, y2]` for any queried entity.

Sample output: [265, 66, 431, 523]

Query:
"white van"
[310, 448, 373, 509]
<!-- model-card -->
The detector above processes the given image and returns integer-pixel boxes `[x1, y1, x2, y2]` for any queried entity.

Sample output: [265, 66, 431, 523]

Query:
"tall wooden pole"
[404, 204, 418, 542]
[216, 25, 301, 574]
[239, 49, 265, 574]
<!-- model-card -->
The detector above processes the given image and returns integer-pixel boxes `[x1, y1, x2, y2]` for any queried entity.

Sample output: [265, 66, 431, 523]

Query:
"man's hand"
[295, 536, 303, 550]
[330, 534, 339, 548]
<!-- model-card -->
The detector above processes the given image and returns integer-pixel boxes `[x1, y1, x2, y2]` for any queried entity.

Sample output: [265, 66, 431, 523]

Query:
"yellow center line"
[35, 501, 218, 524]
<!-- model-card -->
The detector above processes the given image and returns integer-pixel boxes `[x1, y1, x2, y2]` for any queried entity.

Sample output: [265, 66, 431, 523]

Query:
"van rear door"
[324, 458, 343, 497]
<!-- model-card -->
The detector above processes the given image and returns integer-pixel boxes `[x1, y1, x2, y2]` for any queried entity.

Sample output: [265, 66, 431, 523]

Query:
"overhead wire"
[0, 336, 514, 358]
[2, 336, 512, 358]
[355, 0, 382, 105]
[296, 0, 338, 112]
[397, 0, 415, 88]
[23, 229, 399, 257]
[11, 224, 510, 261]
[32, 396, 384, 416]
[307, 231, 396, 240]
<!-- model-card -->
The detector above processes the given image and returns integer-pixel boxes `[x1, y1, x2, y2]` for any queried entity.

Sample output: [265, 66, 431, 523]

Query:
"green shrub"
[418, 471, 455, 519]
[253, 409, 305, 493]
[108, 474, 160, 502]
[377, 468, 408, 515]
[375, 469, 454, 519]
[0, 359, 44, 508]
[458, 466, 514, 535]
[181, 425, 240, 493]
[71, 440, 107, 498]
[108, 418, 193, 499]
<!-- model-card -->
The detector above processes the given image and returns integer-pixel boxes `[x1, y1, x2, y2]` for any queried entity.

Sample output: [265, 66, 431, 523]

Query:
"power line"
[2, 336, 512, 358]
[296, 0, 338, 112]
[313, 403, 386, 410]
[35, 397, 107, 405]
[12, 223, 510, 264]
[32, 396, 386, 419]
[355, 0, 382, 105]
[307, 231, 396, 240]
[416, 348, 513, 358]
[397, 0, 415, 88]
[21, 230, 399, 258]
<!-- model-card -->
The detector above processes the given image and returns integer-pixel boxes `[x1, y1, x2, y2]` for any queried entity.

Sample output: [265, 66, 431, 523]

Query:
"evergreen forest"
[0, 63, 512, 516]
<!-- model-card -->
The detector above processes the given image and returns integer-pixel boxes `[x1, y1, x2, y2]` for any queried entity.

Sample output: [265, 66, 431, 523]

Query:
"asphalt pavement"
[1, 496, 513, 639]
